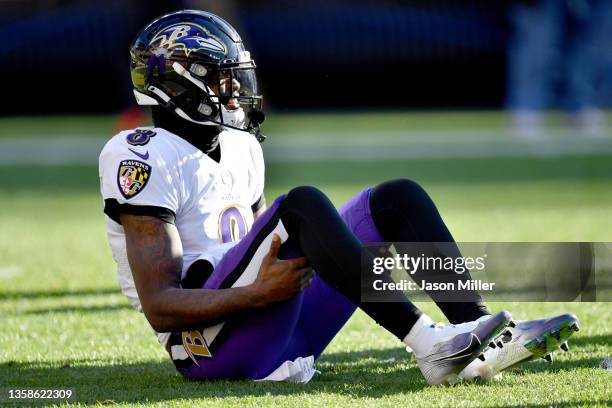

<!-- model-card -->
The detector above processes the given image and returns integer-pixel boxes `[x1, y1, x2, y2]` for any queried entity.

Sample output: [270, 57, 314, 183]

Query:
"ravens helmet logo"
[150, 23, 227, 58]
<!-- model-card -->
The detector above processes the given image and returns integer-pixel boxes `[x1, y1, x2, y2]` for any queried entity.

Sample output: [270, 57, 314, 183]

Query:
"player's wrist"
[243, 283, 269, 308]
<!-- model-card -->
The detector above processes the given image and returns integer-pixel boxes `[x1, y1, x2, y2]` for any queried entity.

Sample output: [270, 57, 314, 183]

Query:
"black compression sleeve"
[103, 198, 176, 225]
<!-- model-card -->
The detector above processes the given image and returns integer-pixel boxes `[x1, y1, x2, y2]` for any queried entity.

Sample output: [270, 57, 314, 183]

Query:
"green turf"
[0, 115, 611, 407]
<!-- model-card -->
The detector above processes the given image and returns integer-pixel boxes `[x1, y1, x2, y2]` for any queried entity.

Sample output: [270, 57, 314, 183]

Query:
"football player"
[99, 10, 578, 385]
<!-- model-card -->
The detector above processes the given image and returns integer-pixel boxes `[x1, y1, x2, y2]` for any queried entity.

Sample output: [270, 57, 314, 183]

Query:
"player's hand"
[252, 234, 314, 305]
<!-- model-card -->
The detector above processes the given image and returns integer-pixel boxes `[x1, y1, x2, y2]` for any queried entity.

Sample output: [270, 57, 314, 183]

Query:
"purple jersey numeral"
[219, 206, 247, 243]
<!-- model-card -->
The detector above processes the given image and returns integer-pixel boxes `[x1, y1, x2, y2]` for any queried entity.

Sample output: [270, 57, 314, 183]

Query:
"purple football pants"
[170, 188, 382, 380]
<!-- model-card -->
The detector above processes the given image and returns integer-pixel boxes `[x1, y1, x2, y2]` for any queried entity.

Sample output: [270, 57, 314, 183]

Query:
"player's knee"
[387, 178, 427, 197]
[378, 178, 429, 204]
[370, 178, 438, 220]
[285, 185, 329, 207]
[280, 186, 341, 239]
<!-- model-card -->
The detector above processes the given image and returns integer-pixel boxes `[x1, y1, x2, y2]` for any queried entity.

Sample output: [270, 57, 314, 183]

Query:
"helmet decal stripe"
[150, 23, 227, 58]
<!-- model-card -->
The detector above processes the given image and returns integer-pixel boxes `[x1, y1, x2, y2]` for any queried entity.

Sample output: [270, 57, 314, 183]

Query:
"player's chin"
[225, 100, 240, 110]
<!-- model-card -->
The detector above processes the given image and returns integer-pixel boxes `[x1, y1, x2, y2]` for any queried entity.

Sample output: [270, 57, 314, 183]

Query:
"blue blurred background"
[2, 0, 610, 118]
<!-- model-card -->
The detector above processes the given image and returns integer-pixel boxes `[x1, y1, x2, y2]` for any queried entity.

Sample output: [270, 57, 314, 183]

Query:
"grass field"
[0, 112, 611, 407]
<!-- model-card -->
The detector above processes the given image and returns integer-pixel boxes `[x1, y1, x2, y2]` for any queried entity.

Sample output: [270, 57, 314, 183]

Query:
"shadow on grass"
[496, 402, 611, 408]
[0, 348, 422, 406]
[13, 303, 133, 315]
[1, 343, 608, 406]
[0, 287, 120, 300]
[564, 333, 612, 348]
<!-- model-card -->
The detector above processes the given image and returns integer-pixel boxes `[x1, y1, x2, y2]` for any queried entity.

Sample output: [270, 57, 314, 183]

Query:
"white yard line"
[0, 137, 107, 165]
[264, 136, 612, 161]
[0, 266, 21, 279]
[0, 128, 611, 165]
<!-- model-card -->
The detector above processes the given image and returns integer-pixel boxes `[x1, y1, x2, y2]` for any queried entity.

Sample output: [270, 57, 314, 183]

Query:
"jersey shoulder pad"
[100, 127, 171, 162]
[99, 128, 179, 207]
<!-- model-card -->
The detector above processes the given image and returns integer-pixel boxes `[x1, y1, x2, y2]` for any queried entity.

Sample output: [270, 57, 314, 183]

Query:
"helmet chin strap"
[146, 84, 217, 126]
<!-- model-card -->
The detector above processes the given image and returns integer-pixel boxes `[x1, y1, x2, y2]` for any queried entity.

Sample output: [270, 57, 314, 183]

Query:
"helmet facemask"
[144, 58, 264, 140]
[191, 59, 263, 130]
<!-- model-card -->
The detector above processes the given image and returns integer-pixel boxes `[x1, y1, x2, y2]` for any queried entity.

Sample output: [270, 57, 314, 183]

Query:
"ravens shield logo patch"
[117, 160, 151, 199]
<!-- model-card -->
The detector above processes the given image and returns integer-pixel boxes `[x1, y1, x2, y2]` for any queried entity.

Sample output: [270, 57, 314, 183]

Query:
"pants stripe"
[201, 220, 289, 348]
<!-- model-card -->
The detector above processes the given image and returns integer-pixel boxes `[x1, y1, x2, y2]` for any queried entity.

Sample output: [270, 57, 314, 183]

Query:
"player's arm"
[121, 213, 311, 333]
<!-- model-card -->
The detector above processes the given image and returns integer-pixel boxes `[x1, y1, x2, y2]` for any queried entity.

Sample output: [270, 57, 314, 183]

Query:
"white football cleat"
[412, 311, 512, 385]
[459, 313, 580, 381]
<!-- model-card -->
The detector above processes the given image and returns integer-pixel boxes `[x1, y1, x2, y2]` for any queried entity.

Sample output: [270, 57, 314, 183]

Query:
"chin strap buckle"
[251, 126, 266, 143]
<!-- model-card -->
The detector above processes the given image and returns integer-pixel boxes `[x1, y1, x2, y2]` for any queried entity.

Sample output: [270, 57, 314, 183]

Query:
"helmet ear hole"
[198, 102, 217, 118]
[190, 63, 208, 77]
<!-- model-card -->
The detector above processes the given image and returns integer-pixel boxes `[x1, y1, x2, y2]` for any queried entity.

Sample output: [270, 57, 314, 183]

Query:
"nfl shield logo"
[117, 160, 151, 199]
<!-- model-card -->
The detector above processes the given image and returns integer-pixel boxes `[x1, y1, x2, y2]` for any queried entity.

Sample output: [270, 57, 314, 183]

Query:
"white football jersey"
[99, 127, 264, 344]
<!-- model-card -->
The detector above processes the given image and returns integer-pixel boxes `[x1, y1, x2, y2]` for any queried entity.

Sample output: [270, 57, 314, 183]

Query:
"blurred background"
[2, 0, 612, 115]
[0, 1, 611, 400]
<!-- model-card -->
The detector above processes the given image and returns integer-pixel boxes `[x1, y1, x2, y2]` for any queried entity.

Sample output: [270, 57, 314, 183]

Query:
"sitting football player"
[99, 10, 578, 385]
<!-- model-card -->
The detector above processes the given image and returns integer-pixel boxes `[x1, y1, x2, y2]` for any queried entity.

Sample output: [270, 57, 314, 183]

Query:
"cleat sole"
[523, 314, 579, 360]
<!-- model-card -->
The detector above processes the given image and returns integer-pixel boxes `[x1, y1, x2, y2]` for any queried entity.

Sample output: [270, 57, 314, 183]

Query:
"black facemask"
[151, 106, 222, 162]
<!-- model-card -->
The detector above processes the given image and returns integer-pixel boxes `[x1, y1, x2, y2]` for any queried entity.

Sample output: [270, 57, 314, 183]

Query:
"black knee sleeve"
[278, 185, 345, 252]
[370, 178, 454, 242]
[280, 186, 335, 228]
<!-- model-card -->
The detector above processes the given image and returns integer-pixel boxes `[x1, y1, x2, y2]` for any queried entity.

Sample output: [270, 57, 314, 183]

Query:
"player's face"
[186, 62, 261, 129]
[207, 71, 240, 111]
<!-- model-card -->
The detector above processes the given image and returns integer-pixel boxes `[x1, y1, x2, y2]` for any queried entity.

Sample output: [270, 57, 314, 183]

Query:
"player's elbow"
[148, 316, 173, 333]
[140, 296, 174, 332]
[144, 307, 174, 333]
